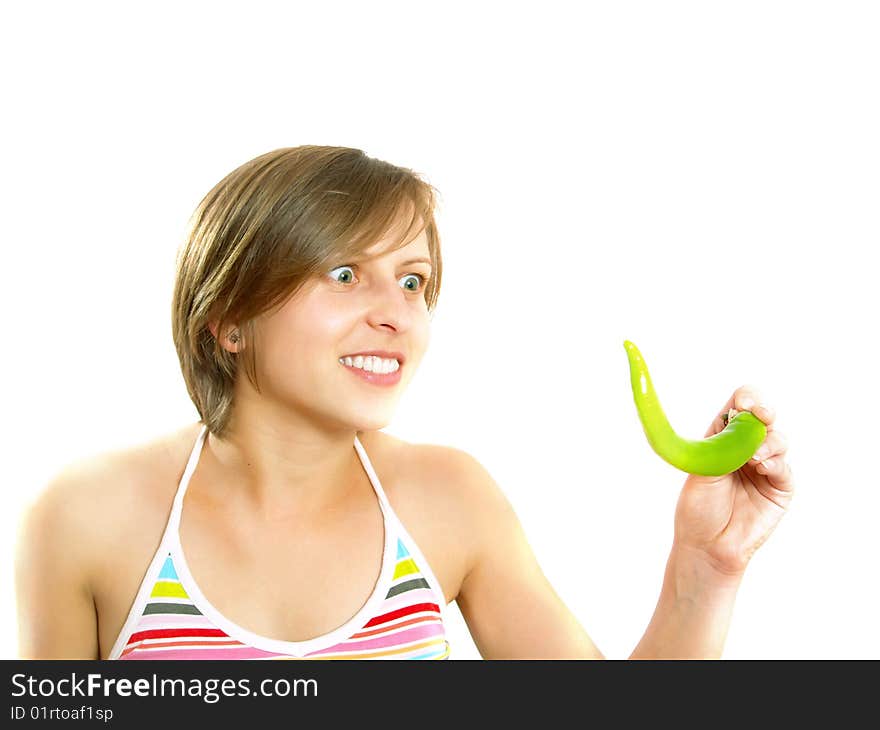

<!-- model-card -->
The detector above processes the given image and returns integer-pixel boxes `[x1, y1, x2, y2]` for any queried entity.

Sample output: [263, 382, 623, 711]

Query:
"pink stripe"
[121, 646, 286, 660]
[134, 614, 216, 630]
[308, 621, 444, 656]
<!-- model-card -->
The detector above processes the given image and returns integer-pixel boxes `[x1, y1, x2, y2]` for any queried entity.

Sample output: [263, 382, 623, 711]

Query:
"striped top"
[108, 425, 450, 660]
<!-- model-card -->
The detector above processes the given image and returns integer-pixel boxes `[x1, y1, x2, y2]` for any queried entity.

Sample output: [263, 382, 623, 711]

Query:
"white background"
[2, 1, 878, 660]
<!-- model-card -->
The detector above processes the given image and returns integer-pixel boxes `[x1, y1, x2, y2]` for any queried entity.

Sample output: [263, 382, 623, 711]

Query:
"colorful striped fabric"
[115, 539, 448, 660]
[108, 425, 450, 660]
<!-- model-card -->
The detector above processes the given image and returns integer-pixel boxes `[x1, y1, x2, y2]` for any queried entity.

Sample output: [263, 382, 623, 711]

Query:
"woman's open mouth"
[338, 354, 403, 387]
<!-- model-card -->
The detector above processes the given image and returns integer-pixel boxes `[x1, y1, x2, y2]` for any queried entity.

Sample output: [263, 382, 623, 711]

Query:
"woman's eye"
[328, 265, 356, 284]
[399, 273, 425, 292]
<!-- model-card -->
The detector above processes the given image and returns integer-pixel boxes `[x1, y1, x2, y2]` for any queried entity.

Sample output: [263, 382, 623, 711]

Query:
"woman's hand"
[672, 386, 795, 577]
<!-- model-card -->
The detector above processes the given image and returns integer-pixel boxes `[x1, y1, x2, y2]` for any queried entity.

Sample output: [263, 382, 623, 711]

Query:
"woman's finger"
[706, 385, 775, 437]
[749, 430, 788, 463]
[754, 456, 795, 494]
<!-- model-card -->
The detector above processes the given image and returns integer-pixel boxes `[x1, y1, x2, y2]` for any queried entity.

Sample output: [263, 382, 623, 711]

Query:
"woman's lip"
[339, 361, 403, 387]
[340, 350, 405, 364]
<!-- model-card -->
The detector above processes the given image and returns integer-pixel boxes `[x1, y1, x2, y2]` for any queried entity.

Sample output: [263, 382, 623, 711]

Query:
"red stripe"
[363, 602, 440, 628]
[351, 614, 437, 639]
[127, 627, 229, 644]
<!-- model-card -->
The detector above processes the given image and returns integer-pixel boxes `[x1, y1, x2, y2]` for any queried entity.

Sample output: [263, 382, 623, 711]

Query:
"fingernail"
[741, 397, 755, 411]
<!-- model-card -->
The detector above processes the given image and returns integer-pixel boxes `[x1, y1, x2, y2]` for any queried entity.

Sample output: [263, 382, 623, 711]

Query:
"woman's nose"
[365, 279, 412, 332]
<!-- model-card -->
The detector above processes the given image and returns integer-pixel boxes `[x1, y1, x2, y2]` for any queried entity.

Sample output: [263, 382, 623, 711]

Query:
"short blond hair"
[171, 145, 443, 437]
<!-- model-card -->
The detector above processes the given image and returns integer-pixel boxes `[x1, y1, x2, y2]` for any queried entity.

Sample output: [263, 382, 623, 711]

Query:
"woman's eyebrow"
[398, 257, 433, 268]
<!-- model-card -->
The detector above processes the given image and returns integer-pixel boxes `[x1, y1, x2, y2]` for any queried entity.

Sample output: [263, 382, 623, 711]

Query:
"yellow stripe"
[274, 637, 448, 661]
[150, 580, 189, 599]
[393, 558, 419, 580]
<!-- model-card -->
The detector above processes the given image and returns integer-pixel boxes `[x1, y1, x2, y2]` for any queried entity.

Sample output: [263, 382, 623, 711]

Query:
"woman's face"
[245, 226, 434, 433]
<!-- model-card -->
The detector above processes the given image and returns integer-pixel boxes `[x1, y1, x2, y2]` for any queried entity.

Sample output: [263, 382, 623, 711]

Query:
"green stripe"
[386, 577, 430, 598]
[143, 602, 202, 616]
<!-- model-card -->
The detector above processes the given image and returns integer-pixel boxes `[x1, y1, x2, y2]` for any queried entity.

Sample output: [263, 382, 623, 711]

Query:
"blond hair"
[171, 145, 443, 437]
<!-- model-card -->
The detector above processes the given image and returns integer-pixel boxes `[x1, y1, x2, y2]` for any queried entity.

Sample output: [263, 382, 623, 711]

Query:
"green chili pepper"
[623, 340, 767, 476]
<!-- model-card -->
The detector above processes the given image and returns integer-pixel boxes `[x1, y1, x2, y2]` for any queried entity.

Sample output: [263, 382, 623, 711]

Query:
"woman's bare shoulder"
[358, 431, 504, 601]
[22, 423, 201, 549]
[15, 423, 201, 658]
[54, 422, 196, 491]
[359, 430, 504, 517]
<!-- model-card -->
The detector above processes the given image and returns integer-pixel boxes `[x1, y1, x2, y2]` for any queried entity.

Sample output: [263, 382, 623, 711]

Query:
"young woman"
[14, 145, 794, 660]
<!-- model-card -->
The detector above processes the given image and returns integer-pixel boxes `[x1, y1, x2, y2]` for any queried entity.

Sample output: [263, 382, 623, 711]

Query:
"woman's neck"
[202, 406, 363, 519]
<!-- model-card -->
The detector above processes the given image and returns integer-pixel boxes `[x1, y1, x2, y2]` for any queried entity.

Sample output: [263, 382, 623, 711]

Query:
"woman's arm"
[629, 544, 742, 658]
[450, 451, 751, 660]
[460, 473, 746, 659]
[630, 387, 793, 658]
[461, 487, 752, 659]
[14, 470, 100, 659]
[449, 450, 604, 659]
[454, 387, 792, 659]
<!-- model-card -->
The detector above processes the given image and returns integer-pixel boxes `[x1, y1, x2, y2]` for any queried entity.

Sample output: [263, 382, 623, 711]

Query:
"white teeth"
[339, 355, 400, 374]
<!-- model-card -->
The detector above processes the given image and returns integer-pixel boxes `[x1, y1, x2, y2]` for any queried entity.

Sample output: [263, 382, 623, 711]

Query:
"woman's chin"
[339, 407, 396, 434]
[350, 416, 393, 433]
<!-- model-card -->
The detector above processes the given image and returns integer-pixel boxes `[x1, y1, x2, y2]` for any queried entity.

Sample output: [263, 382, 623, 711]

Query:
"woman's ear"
[208, 320, 242, 353]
